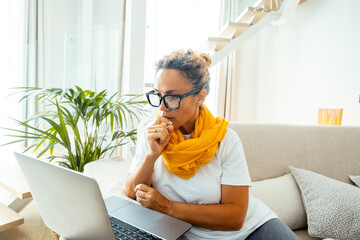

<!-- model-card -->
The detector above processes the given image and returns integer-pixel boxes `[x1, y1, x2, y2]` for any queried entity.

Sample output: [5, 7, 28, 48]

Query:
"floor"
[0, 148, 54, 240]
[0, 200, 54, 240]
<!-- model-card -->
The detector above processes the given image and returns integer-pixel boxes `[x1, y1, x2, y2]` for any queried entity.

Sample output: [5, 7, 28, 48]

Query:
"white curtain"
[25, 0, 44, 120]
[0, 0, 26, 164]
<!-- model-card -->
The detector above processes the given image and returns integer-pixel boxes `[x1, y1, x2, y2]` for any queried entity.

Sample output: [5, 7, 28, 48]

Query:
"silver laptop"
[14, 152, 191, 240]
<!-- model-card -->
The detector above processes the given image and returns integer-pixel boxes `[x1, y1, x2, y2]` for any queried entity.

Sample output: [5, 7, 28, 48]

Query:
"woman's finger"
[147, 124, 170, 143]
[148, 132, 167, 143]
[134, 183, 150, 192]
[147, 123, 168, 134]
[135, 184, 152, 206]
[135, 190, 147, 199]
[154, 116, 173, 126]
[136, 196, 147, 205]
[147, 127, 165, 135]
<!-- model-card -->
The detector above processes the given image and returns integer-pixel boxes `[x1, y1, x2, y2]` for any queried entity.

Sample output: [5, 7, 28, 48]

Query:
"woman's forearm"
[125, 153, 157, 199]
[132, 179, 249, 231]
[166, 201, 247, 231]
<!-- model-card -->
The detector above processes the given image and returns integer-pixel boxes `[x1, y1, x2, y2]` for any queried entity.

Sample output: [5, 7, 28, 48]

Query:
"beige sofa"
[85, 123, 360, 240]
[229, 123, 360, 240]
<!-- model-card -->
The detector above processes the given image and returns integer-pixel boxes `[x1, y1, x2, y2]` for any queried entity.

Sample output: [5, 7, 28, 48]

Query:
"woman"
[125, 50, 298, 240]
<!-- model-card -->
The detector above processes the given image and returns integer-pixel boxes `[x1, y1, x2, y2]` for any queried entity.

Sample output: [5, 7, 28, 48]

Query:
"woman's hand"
[124, 117, 174, 200]
[134, 184, 249, 231]
[134, 184, 172, 214]
[146, 116, 174, 159]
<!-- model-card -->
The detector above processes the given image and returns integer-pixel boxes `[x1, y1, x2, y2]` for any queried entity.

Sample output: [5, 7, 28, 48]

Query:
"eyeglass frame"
[145, 89, 200, 110]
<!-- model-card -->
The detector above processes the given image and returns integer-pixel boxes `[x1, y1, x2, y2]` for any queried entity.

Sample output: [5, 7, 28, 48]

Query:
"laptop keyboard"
[109, 216, 162, 240]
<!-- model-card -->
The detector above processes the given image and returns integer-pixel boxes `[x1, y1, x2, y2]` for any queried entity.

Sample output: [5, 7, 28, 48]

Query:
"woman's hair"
[155, 49, 212, 94]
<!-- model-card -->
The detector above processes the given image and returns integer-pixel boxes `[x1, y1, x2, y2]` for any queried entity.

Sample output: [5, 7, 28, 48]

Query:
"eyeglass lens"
[148, 93, 180, 109]
[148, 93, 161, 106]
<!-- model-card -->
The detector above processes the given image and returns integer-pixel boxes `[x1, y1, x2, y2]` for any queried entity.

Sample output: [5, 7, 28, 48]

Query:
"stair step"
[235, 6, 270, 25]
[206, 0, 304, 66]
[0, 202, 24, 232]
[0, 161, 32, 199]
[208, 37, 231, 51]
[253, 0, 278, 11]
[218, 22, 251, 39]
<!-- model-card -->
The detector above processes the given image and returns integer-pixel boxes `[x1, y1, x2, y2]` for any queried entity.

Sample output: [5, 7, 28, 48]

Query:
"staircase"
[200, 0, 306, 66]
[0, 156, 32, 232]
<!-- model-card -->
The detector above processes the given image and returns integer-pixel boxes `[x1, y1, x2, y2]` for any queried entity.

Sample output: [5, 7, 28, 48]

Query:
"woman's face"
[154, 69, 205, 133]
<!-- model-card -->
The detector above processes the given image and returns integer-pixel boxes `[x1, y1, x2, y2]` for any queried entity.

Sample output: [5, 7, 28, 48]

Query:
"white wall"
[231, 0, 360, 125]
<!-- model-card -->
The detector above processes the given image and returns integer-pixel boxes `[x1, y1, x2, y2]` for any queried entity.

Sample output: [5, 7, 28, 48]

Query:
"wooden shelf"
[0, 203, 24, 232]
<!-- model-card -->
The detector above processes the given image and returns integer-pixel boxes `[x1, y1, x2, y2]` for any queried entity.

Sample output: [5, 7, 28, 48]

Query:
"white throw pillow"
[250, 173, 307, 230]
[349, 175, 360, 187]
[83, 157, 132, 198]
[290, 166, 360, 240]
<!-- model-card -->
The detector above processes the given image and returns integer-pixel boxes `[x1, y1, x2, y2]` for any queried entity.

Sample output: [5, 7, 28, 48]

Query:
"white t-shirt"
[129, 125, 277, 240]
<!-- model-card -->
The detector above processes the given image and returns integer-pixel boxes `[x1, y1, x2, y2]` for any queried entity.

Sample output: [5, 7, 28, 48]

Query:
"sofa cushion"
[250, 173, 307, 230]
[294, 229, 321, 240]
[230, 123, 360, 184]
[83, 157, 131, 198]
[349, 175, 360, 187]
[290, 166, 360, 240]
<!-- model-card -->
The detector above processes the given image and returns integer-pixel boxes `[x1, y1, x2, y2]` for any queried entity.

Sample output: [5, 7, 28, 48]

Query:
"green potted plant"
[2, 86, 147, 172]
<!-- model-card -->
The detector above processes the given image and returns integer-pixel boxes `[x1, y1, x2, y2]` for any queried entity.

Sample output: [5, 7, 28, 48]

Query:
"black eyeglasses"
[145, 89, 200, 110]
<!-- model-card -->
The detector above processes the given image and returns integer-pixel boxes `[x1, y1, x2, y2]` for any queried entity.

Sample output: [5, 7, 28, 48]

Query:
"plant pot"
[52, 230, 60, 240]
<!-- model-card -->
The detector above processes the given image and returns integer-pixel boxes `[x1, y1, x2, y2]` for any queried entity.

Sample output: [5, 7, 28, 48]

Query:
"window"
[144, 0, 222, 113]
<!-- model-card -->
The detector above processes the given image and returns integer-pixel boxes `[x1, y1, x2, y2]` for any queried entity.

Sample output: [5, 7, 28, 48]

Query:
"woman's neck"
[178, 105, 202, 134]
[179, 111, 200, 134]
[179, 126, 192, 134]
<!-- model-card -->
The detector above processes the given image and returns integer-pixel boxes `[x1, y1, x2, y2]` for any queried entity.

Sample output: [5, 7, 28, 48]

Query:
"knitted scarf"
[161, 105, 229, 179]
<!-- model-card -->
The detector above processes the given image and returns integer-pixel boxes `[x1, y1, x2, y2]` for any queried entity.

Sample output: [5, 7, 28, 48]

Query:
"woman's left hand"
[134, 184, 172, 214]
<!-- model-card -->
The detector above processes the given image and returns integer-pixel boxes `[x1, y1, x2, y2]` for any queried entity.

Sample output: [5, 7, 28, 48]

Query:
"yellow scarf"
[161, 105, 229, 179]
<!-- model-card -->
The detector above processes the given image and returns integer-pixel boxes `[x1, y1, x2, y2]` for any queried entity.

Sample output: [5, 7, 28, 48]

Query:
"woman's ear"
[196, 89, 207, 107]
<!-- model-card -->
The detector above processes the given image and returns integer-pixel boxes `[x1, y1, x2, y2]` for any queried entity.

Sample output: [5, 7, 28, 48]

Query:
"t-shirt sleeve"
[219, 128, 252, 186]
[128, 122, 149, 174]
